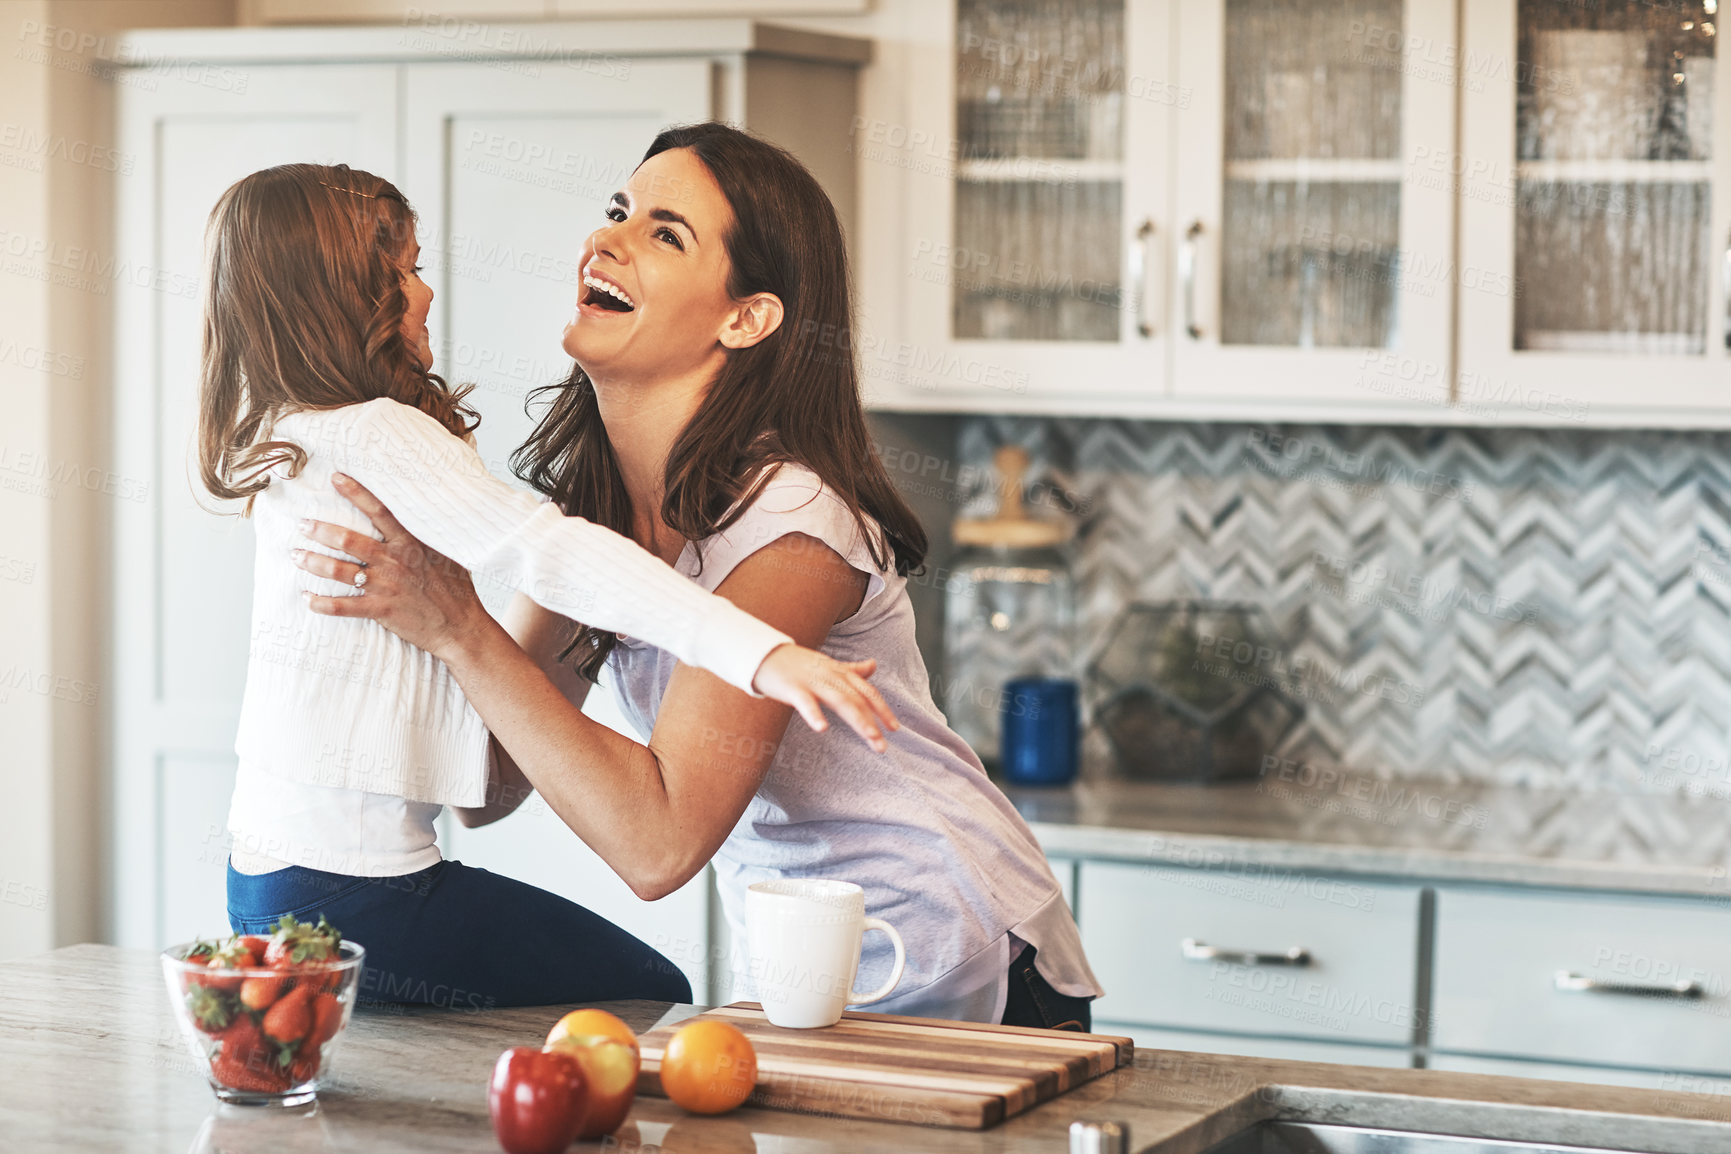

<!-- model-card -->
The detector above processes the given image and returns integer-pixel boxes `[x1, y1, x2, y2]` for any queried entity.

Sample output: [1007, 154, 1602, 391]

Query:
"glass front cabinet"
[876, 0, 1731, 425]
[1458, 0, 1730, 419]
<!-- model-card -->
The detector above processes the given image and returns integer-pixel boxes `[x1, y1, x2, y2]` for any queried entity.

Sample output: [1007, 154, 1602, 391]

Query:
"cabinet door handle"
[1131, 218, 1157, 338]
[1722, 228, 1731, 350]
[1180, 220, 1204, 340]
[1181, 938, 1311, 967]
[1554, 971, 1704, 999]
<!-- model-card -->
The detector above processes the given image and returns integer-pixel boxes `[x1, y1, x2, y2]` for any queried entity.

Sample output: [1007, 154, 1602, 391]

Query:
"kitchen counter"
[7, 945, 1731, 1153]
[1005, 778, 1731, 898]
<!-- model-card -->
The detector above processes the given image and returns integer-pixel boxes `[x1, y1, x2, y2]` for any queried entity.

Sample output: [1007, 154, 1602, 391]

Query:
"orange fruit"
[545, 1008, 638, 1052]
[657, 1020, 757, 1115]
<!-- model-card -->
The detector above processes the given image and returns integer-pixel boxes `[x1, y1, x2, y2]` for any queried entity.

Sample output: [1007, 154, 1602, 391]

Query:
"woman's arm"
[449, 595, 589, 829]
[297, 481, 890, 895]
[443, 535, 865, 898]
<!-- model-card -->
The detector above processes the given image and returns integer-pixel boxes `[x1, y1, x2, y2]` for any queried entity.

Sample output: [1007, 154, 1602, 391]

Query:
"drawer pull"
[1181, 938, 1311, 967]
[1553, 971, 1704, 999]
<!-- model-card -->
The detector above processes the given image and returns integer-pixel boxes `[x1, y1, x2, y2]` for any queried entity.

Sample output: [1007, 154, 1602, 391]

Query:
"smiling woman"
[295, 125, 1104, 1028]
[193, 161, 898, 1010]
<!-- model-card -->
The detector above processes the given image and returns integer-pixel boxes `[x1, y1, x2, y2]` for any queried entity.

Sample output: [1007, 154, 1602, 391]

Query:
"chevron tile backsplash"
[950, 416, 1731, 795]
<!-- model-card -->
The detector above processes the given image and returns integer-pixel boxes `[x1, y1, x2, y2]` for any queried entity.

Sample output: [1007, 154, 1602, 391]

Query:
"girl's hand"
[752, 646, 899, 753]
[291, 473, 487, 660]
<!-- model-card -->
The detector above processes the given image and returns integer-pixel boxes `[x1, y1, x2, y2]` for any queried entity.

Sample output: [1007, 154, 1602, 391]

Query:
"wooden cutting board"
[636, 1002, 1133, 1130]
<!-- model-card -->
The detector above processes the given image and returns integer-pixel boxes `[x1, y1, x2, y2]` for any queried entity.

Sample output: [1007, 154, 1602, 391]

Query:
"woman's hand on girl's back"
[753, 647, 898, 753]
[291, 473, 490, 660]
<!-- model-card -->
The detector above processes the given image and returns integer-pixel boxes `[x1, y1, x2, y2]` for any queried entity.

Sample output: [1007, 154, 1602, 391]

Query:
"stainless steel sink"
[1197, 1122, 1656, 1154]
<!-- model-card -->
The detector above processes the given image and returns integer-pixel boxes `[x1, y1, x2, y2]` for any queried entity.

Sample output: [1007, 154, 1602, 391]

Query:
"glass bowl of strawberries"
[161, 915, 365, 1106]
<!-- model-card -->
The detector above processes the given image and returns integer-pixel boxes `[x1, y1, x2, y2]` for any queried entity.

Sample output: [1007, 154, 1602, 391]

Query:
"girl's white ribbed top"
[231, 398, 792, 814]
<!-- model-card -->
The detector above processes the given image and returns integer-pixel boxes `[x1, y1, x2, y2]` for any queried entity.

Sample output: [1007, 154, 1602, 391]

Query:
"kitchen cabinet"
[107, 21, 867, 966]
[1455, 0, 1731, 421]
[242, 0, 870, 23]
[1079, 861, 1424, 1047]
[874, 0, 1458, 421]
[109, 63, 401, 951]
[869, 0, 1731, 427]
[1432, 886, 1731, 1076]
[1070, 849, 1731, 1084]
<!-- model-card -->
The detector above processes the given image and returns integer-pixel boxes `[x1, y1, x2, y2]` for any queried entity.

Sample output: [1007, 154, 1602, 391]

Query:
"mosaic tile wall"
[950, 416, 1731, 795]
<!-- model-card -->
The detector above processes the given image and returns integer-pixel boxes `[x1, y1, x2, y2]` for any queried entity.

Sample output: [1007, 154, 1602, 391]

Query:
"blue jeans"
[227, 858, 692, 1010]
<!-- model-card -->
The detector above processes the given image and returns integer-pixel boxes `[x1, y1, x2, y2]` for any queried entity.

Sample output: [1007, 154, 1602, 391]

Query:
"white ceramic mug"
[746, 879, 906, 1029]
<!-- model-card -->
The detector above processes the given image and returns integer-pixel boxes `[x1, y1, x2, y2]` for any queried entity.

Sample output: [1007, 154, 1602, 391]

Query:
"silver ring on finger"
[353, 569, 369, 589]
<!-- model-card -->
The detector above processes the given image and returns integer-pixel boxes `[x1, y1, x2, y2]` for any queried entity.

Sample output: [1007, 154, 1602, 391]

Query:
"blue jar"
[1000, 677, 1079, 786]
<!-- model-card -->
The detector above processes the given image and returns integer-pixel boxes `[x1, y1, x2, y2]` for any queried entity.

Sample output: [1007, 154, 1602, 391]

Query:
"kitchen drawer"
[1433, 888, 1731, 1075]
[1102, 1022, 1413, 1068]
[1430, 1054, 1731, 1097]
[1079, 862, 1423, 1046]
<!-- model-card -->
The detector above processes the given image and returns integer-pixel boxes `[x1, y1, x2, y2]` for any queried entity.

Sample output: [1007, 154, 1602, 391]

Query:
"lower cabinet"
[1100, 1022, 1414, 1068]
[1080, 861, 1424, 1048]
[1432, 887, 1731, 1077]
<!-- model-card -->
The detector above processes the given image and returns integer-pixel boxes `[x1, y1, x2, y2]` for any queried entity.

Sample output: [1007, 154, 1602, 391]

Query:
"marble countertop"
[8, 945, 1731, 1154]
[1003, 778, 1731, 898]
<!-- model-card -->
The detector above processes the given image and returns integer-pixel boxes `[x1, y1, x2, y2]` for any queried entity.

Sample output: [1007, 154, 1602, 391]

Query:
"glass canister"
[942, 446, 1076, 772]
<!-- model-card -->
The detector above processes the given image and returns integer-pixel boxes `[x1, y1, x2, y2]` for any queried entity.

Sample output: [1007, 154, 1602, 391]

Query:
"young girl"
[200, 162, 896, 1008]
[294, 126, 1103, 1027]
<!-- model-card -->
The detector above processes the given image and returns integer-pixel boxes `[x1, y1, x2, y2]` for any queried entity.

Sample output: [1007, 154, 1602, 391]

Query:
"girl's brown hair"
[197, 162, 477, 507]
[514, 124, 928, 680]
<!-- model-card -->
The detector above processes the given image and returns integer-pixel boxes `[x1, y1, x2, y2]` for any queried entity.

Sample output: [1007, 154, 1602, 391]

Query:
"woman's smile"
[561, 147, 737, 378]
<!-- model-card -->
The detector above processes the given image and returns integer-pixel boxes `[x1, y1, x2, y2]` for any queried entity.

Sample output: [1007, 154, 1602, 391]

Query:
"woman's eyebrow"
[648, 207, 697, 245]
[609, 191, 630, 211]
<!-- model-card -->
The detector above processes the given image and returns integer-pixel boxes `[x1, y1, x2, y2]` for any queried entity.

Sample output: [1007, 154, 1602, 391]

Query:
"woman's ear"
[718, 292, 785, 350]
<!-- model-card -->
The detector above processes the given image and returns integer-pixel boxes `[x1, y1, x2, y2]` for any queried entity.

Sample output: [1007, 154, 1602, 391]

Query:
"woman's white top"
[225, 398, 791, 876]
[606, 464, 1104, 1020]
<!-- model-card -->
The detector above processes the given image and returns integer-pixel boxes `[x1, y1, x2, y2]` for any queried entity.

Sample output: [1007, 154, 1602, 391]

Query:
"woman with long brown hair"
[201, 161, 896, 1009]
[296, 125, 1102, 1026]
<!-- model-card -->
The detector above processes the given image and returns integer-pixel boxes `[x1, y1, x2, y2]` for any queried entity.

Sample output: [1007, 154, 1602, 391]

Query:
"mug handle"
[847, 918, 906, 1006]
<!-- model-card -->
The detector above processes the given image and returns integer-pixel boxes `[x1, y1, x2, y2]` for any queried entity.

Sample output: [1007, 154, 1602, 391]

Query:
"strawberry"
[262, 987, 314, 1044]
[179, 940, 218, 992]
[240, 971, 292, 1011]
[287, 1047, 321, 1085]
[203, 940, 259, 992]
[308, 992, 344, 1047]
[185, 985, 237, 1034]
[211, 1015, 290, 1093]
[236, 935, 270, 966]
[264, 914, 342, 968]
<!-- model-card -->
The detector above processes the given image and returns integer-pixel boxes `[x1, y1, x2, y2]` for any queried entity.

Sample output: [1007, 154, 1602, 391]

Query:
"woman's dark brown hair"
[514, 123, 927, 680]
[197, 162, 477, 508]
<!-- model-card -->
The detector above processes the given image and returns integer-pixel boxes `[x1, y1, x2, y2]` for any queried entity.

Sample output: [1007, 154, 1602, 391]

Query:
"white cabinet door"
[1457, 0, 1731, 420]
[882, 0, 1174, 413]
[112, 64, 401, 949]
[401, 60, 711, 498]
[1080, 861, 1423, 1046]
[404, 59, 716, 995]
[1170, 0, 1456, 409]
[1433, 887, 1731, 1075]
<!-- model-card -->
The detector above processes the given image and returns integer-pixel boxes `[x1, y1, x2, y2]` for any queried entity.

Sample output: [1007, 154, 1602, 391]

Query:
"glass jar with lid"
[942, 446, 1076, 769]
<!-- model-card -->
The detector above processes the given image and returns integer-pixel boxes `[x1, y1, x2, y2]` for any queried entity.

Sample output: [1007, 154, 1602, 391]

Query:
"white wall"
[0, 0, 234, 961]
